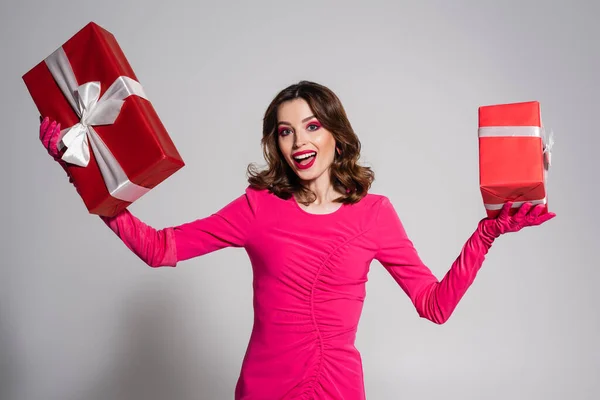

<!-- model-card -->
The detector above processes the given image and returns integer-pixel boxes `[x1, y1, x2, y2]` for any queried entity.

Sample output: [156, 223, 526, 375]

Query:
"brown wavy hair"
[247, 80, 375, 205]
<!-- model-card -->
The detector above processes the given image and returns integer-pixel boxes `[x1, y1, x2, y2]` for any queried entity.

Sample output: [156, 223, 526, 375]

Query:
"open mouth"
[292, 151, 317, 170]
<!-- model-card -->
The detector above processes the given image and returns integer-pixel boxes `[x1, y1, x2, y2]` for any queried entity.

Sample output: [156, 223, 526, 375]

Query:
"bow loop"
[60, 124, 91, 166]
[542, 127, 554, 171]
[76, 81, 102, 123]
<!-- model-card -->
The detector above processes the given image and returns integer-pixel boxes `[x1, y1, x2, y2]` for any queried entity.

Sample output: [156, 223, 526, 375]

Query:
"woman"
[39, 80, 555, 399]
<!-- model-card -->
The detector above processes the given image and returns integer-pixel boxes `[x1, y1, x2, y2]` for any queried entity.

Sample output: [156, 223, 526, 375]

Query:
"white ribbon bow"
[542, 127, 554, 171]
[60, 78, 139, 167]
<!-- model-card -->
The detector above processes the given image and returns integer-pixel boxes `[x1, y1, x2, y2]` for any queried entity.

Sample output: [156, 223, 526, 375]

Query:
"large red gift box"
[478, 101, 551, 218]
[23, 22, 185, 217]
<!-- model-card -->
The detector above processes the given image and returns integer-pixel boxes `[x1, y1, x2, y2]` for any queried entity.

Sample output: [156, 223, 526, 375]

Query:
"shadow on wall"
[69, 278, 231, 400]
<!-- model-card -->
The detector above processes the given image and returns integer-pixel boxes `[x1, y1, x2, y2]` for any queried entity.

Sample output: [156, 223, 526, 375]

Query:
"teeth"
[294, 152, 316, 160]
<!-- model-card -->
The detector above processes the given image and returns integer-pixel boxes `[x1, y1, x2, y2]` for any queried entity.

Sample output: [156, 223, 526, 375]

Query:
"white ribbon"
[44, 47, 150, 203]
[484, 197, 547, 211]
[478, 126, 541, 138]
[478, 125, 554, 171]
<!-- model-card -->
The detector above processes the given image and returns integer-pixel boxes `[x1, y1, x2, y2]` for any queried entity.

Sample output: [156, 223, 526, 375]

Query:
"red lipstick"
[292, 150, 317, 170]
[292, 150, 315, 157]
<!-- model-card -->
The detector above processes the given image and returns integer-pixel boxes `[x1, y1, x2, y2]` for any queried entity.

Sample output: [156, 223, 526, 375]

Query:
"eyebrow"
[277, 115, 316, 126]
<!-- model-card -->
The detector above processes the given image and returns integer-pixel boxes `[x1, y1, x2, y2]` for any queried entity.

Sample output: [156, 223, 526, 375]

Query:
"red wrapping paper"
[22, 22, 185, 217]
[478, 101, 548, 218]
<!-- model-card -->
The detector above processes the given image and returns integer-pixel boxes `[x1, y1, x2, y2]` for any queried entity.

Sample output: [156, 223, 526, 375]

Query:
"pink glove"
[39, 117, 72, 180]
[478, 201, 556, 242]
[99, 211, 178, 267]
[39, 117, 177, 267]
[39, 117, 62, 159]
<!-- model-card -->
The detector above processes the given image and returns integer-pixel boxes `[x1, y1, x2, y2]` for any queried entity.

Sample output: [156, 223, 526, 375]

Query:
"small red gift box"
[478, 101, 551, 218]
[23, 22, 185, 217]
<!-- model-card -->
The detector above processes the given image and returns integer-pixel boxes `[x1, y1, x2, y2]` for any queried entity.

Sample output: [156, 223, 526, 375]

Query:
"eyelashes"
[307, 122, 321, 131]
[278, 122, 321, 136]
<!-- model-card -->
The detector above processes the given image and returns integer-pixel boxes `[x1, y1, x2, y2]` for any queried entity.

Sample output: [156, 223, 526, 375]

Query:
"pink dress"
[103, 186, 495, 399]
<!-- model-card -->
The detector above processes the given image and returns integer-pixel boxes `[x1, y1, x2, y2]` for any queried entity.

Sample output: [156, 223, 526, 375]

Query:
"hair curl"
[247, 80, 374, 205]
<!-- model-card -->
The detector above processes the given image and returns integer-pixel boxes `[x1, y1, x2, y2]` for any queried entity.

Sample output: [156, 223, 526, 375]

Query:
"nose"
[292, 128, 308, 149]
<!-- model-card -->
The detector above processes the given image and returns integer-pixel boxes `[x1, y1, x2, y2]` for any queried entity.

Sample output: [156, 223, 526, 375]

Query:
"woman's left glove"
[478, 202, 556, 241]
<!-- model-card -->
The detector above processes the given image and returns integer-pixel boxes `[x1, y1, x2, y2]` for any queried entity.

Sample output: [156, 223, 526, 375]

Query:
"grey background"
[1, 0, 598, 399]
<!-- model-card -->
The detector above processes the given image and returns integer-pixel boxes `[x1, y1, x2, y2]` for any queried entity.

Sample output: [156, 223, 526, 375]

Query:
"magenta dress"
[103, 186, 495, 399]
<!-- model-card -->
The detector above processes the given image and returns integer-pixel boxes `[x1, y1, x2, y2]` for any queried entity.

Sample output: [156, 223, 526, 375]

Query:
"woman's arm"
[373, 197, 554, 324]
[99, 188, 258, 267]
[39, 117, 258, 268]
[100, 210, 177, 267]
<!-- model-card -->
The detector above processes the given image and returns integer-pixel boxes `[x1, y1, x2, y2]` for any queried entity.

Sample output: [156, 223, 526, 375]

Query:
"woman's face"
[276, 98, 337, 183]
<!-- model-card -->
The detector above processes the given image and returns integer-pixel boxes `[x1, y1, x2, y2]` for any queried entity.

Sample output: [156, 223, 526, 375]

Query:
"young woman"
[39, 80, 555, 400]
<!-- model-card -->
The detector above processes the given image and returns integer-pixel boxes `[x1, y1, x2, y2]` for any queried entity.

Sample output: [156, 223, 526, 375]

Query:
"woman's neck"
[298, 173, 343, 206]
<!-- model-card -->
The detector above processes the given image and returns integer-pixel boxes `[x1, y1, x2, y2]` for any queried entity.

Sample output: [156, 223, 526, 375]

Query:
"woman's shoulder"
[355, 192, 406, 224]
[244, 185, 278, 202]
[341, 192, 393, 224]
[242, 185, 285, 211]
[358, 192, 392, 210]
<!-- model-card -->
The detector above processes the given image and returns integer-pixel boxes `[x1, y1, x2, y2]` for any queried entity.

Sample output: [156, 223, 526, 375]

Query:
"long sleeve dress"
[102, 186, 496, 400]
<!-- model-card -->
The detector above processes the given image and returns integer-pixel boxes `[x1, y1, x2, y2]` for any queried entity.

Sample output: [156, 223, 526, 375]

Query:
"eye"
[306, 122, 321, 131]
[278, 127, 291, 136]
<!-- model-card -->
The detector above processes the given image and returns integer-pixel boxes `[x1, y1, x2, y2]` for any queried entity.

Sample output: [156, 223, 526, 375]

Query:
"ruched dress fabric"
[102, 187, 494, 399]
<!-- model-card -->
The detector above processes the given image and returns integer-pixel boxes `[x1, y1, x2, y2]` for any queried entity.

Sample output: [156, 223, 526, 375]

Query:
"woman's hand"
[480, 202, 556, 239]
[39, 116, 63, 161]
[39, 116, 79, 189]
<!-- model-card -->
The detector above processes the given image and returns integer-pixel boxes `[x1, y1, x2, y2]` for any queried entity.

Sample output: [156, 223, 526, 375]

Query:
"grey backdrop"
[1, 1, 598, 399]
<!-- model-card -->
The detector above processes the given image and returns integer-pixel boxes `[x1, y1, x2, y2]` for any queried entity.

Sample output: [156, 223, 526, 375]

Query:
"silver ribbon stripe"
[484, 198, 547, 211]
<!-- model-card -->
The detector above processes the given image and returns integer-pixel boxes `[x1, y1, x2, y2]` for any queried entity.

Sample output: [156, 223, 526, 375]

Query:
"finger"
[41, 121, 56, 147]
[498, 202, 512, 220]
[44, 121, 58, 152]
[514, 202, 533, 220]
[49, 123, 61, 157]
[534, 212, 556, 225]
[42, 123, 55, 150]
[527, 204, 545, 220]
[39, 117, 50, 141]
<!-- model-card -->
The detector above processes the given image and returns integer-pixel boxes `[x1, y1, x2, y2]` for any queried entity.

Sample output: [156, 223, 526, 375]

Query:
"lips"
[292, 150, 317, 170]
